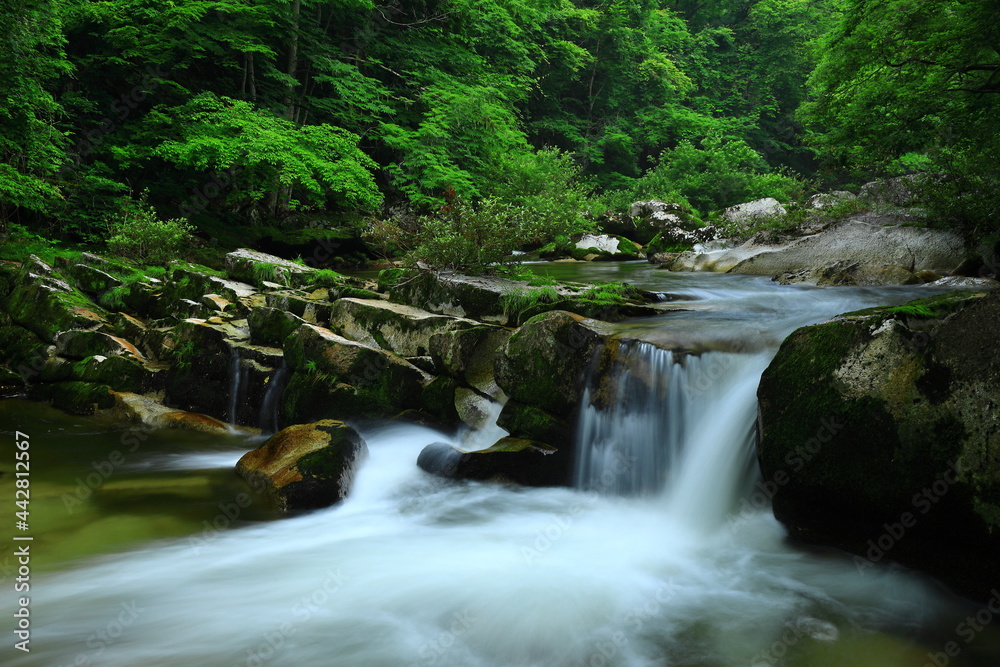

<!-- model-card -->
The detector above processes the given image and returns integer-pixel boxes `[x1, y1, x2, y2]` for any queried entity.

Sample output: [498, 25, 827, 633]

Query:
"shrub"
[106, 193, 193, 264]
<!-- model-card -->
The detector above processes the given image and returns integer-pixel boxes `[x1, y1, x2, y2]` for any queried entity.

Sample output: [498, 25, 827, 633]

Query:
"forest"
[2, 0, 998, 267]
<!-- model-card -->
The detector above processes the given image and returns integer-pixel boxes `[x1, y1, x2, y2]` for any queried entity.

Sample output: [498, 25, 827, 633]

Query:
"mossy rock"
[495, 310, 607, 419]
[429, 326, 511, 395]
[65, 263, 124, 296]
[0, 366, 26, 391]
[248, 306, 306, 347]
[0, 325, 51, 380]
[55, 330, 144, 361]
[388, 271, 520, 325]
[329, 298, 480, 358]
[419, 375, 461, 424]
[5, 256, 110, 342]
[73, 355, 156, 393]
[496, 401, 573, 447]
[235, 420, 367, 512]
[416, 437, 573, 487]
[34, 381, 115, 415]
[757, 290, 1000, 599]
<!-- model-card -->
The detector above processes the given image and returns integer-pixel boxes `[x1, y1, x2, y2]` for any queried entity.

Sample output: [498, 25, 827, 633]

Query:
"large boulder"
[235, 420, 367, 512]
[4, 256, 110, 342]
[329, 298, 480, 358]
[721, 198, 786, 226]
[224, 248, 316, 288]
[388, 271, 522, 325]
[495, 310, 609, 419]
[573, 233, 642, 260]
[429, 326, 511, 397]
[671, 217, 966, 280]
[757, 290, 1000, 599]
[282, 324, 430, 420]
[625, 200, 702, 244]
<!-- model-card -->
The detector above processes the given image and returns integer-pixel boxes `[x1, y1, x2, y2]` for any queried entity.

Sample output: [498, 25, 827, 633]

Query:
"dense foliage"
[1, 0, 996, 265]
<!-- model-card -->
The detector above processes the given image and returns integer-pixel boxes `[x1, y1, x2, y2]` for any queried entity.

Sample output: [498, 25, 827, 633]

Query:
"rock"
[676, 217, 966, 279]
[775, 260, 920, 286]
[625, 200, 701, 244]
[264, 291, 333, 324]
[248, 306, 306, 346]
[495, 311, 608, 419]
[329, 298, 480, 358]
[163, 320, 247, 418]
[55, 330, 145, 361]
[429, 326, 511, 397]
[4, 255, 110, 342]
[73, 355, 162, 393]
[235, 420, 367, 512]
[416, 437, 573, 487]
[806, 191, 856, 209]
[645, 226, 720, 254]
[497, 400, 573, 446]
[102, 392, 249, 435]
[859, 175, 925, 208]
[33, 381, 115, 415]
[389, 271, 524, 325]
[66, 263, 123, 296]
[573, 234, 642, 260]
[282, 324, 429, 420]
[0, 366, 25, 393]
[225, 248, 316, 288]
[721, 198, 786, 225]
[757, 290, 1000, 599]
[923, 276, 1000, 291]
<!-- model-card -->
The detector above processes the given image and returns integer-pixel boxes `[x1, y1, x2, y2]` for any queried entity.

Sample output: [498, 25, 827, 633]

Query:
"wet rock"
[429, 326, 511, 397]
[757, 290, 1000, 599]
[103, 392, 249, 435]
[329, 298, 480, 357]
[33, 381, 115, 415]
[248, 306, 306, 346]
[721, 198, 786, 226]
[235, 420, 367, 512]
[417, 437, 572, 487]
[388, 271, 522, 325]
[55, 330, 145, 361]
[66, 263, 123, 296]
[495, 311, 609, 419]
[282, 324, 429, 420]
[775, 260, 920, 286]
[225, 248, 316, 288]
[4, 255, 109, 342]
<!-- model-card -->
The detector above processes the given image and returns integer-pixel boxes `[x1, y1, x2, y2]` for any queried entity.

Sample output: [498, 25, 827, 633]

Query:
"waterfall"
[259, 360, 289, 434]
[226, 346, 246, 425]
[575, 341, 770, 531]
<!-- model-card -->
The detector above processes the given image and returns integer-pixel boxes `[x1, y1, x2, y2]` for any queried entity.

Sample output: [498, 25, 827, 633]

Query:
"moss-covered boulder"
[248, 306, 306, 346]
[0, 324, 51, 381]
[282, 324, 429, 420]
[33, 381, 115, 415]
[55, 330, 145, 361]
[495, 310, 608, 419]
[757, 290, 1000, 599]
[235, 420, 367, 512]
[264, 291, 334, 324]
[73, 355, 161, 393]
[496, 400, 573, 447]
[429, 326, 511, 397]
[388, 271, 524, 325]
[65, 263, 123, 296]
[4, 256, 110, 342]
[572, 233, 643, 260]
[329, 298, 480, 358]
[224, 248, 316, 288]
[416, 437, 573, 487]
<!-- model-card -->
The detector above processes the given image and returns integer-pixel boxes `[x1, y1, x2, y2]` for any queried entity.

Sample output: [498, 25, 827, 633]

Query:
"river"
[1, 263, 997, 666]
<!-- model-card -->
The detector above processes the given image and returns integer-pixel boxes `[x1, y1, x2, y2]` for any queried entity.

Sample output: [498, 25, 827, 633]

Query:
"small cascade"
[574, 341, 771, 530]
[226, 346, 248, 425]
[259, 361, 290, 434]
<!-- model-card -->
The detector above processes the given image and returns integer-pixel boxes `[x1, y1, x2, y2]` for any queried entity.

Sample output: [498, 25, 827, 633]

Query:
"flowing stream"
[2, 265, 998, 666]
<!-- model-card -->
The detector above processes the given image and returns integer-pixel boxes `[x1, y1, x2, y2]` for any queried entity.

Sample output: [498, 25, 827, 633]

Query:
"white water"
[6, 272, 978, 667]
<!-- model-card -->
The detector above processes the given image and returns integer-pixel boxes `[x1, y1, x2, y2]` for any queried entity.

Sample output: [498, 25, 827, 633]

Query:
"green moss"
[36, 381, 115, 415]
[294, 426, 358, 480]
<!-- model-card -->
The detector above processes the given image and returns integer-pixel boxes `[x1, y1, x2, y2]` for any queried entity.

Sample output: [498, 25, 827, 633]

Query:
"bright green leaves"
[151, 93, 381, 213]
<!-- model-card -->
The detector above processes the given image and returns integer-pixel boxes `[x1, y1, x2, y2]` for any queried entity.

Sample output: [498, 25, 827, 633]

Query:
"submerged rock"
[236, 420, 367, 512]
[757, 290, 1000, 599]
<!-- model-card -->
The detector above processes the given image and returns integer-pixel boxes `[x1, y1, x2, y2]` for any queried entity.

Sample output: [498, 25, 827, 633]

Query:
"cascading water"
[575, 342, 769, 532]
[226, 346, 247, 425]
[3, 270, 989, 667]
[259, 361, 290, 434]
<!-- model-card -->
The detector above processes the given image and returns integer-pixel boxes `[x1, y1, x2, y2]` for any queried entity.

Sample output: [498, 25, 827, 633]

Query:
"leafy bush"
[630, 136, 806, 213]
[405, 195, 530, 274]
[490, 148, 597, 243]
[106, 193, 193, 264]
